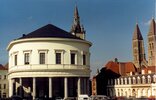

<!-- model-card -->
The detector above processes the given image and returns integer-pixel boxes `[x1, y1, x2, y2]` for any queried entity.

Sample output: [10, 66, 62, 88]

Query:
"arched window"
[147, 75, 151, 84]
[108, 79, 110, 85]
[118, 79, 120, 85]
[133, 77, 136, 84]
[142, 76, 146, 84]
[115, 79, 117, 85]
[111, 79, 113, 85]
[124, 78, 127, 84]
[153, 75, 156, 83]
[137, 76, 141, 84]
[121, 89, 123, 96]
[129, 77, 131, 84]
[121, 78, 123, 85]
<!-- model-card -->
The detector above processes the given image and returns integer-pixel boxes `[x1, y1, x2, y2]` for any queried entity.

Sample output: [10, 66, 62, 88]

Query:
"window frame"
[70, 50, 78, 65]
[55, 49, 65, 64]
[38, 50, 48, 64]
[23, 50, 32, 65]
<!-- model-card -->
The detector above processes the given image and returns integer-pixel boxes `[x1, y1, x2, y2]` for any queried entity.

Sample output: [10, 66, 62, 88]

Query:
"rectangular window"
[0, 90, 1, 98]
[15, 55, 17, 66]
[71, 53, 75, 64]
[56, 53, 61, 64]
[24, 53, 30, 65]
[3, 75, 6, 80]
[3, 84, 6, 89]
[83, 54, 86, 65]
[39, 53, 45, 64]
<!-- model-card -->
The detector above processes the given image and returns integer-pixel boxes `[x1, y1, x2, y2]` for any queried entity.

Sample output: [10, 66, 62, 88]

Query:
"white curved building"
[7, 7, 92, 99]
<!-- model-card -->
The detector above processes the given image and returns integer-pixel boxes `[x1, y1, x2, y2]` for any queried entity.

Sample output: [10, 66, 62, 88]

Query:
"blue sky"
[0, 0, 155, 76]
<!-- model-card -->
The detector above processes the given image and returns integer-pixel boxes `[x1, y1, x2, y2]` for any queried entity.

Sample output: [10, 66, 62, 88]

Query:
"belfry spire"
[147, 18, 156, 66]
[74, 5, 80, 25]
[133, 23, 143, 40]
[148, 18, 156, 35]
[70, 6, 85, 39]
[132, 23, 146, 69]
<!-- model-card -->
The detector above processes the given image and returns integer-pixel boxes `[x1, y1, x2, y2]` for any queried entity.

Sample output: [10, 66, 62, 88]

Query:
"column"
[9, 79, 14, 97]
[77, 78, 81, 96]
[49, 78, 52, 98]
[19, 78, 22, 97]
[64, 77, 68, 99]
[15, 79, 18, 95]
[33, 78, 36, 100]
[87, 78, 89, 95]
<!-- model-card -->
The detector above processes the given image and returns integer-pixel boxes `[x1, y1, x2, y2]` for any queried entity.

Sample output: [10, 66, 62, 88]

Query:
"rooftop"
[18, 24, 81, 40]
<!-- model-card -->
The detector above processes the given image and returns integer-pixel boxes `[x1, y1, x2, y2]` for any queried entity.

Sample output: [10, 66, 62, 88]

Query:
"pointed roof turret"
[74, 6, 79, 22]
[70, 6, 83, 34]
[148, 18, 156, 35]
[133, 23, 143, 40]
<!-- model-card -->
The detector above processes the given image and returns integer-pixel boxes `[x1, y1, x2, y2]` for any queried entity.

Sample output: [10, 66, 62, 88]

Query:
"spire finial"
[136, 17, 138, 25]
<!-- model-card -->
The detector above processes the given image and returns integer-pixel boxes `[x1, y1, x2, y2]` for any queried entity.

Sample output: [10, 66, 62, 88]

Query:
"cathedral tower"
[148, 18, 156, 66]
[132, 23, 146, 69]
[70, 6, 85, 39]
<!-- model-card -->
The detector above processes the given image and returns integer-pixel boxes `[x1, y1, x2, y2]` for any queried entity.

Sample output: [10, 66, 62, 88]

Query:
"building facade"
[92, 18, 156, 99]
[7, 7, 92, 99]
[0, 64, 8, 98]
[107, 18, 156, 99]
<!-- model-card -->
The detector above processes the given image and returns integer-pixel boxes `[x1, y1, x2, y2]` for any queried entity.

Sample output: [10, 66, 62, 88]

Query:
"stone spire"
[147, 18, 156, 66]
[132, 23, 146, 69]
[70, 6, 85, 39]
[148, 18, 156, 36]
[133, 23, 143, 40]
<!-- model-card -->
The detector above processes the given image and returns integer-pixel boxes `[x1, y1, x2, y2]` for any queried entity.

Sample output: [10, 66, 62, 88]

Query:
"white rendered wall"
[7, 38, 92, 79]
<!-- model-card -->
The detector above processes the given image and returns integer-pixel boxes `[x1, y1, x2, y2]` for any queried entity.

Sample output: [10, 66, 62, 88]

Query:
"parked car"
[78, 94, 90, 100]
[90, 95, 110, 100]
[55, 97, 63, 100]
[11, 95, 22, 100]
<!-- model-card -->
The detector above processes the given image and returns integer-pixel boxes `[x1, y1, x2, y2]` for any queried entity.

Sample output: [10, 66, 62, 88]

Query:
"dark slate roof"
[19, 24, 81, 40]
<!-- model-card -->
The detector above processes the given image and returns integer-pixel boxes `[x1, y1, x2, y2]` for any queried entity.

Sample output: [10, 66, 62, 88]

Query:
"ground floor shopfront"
[9, 77, 89, 99]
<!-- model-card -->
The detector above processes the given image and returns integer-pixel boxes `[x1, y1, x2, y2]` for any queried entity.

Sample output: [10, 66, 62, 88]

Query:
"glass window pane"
[40, 53, 45, 64]
[15, 55, 17, 66]
[71, 53, 75, 64]
[24, 53, 30, 64]
[56, 53, 61, 64]
[83, 54, 86, 65]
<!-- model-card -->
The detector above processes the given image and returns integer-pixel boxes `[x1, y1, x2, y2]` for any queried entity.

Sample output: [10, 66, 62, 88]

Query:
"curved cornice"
[7, 38, 92, 51]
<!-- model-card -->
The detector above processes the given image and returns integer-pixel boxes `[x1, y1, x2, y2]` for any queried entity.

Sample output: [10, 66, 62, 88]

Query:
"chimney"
[114, 58, 118, 63]
[141, 69, 145, 74]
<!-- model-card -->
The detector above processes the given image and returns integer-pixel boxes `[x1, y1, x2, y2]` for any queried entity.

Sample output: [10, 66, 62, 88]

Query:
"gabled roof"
[143, 66, 156, 73]
[148, 18, 156, 36]
[104, 61, 137, 76]
[133, 23, 143, 40]
[19, 24, 81, 40]
[0, 64, 8, 70]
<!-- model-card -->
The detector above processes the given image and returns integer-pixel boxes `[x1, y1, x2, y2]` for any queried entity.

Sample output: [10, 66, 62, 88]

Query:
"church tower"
[147, 18, 156, 66]
[132, 23, 146, 69]
[70, 6, 86, 39]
